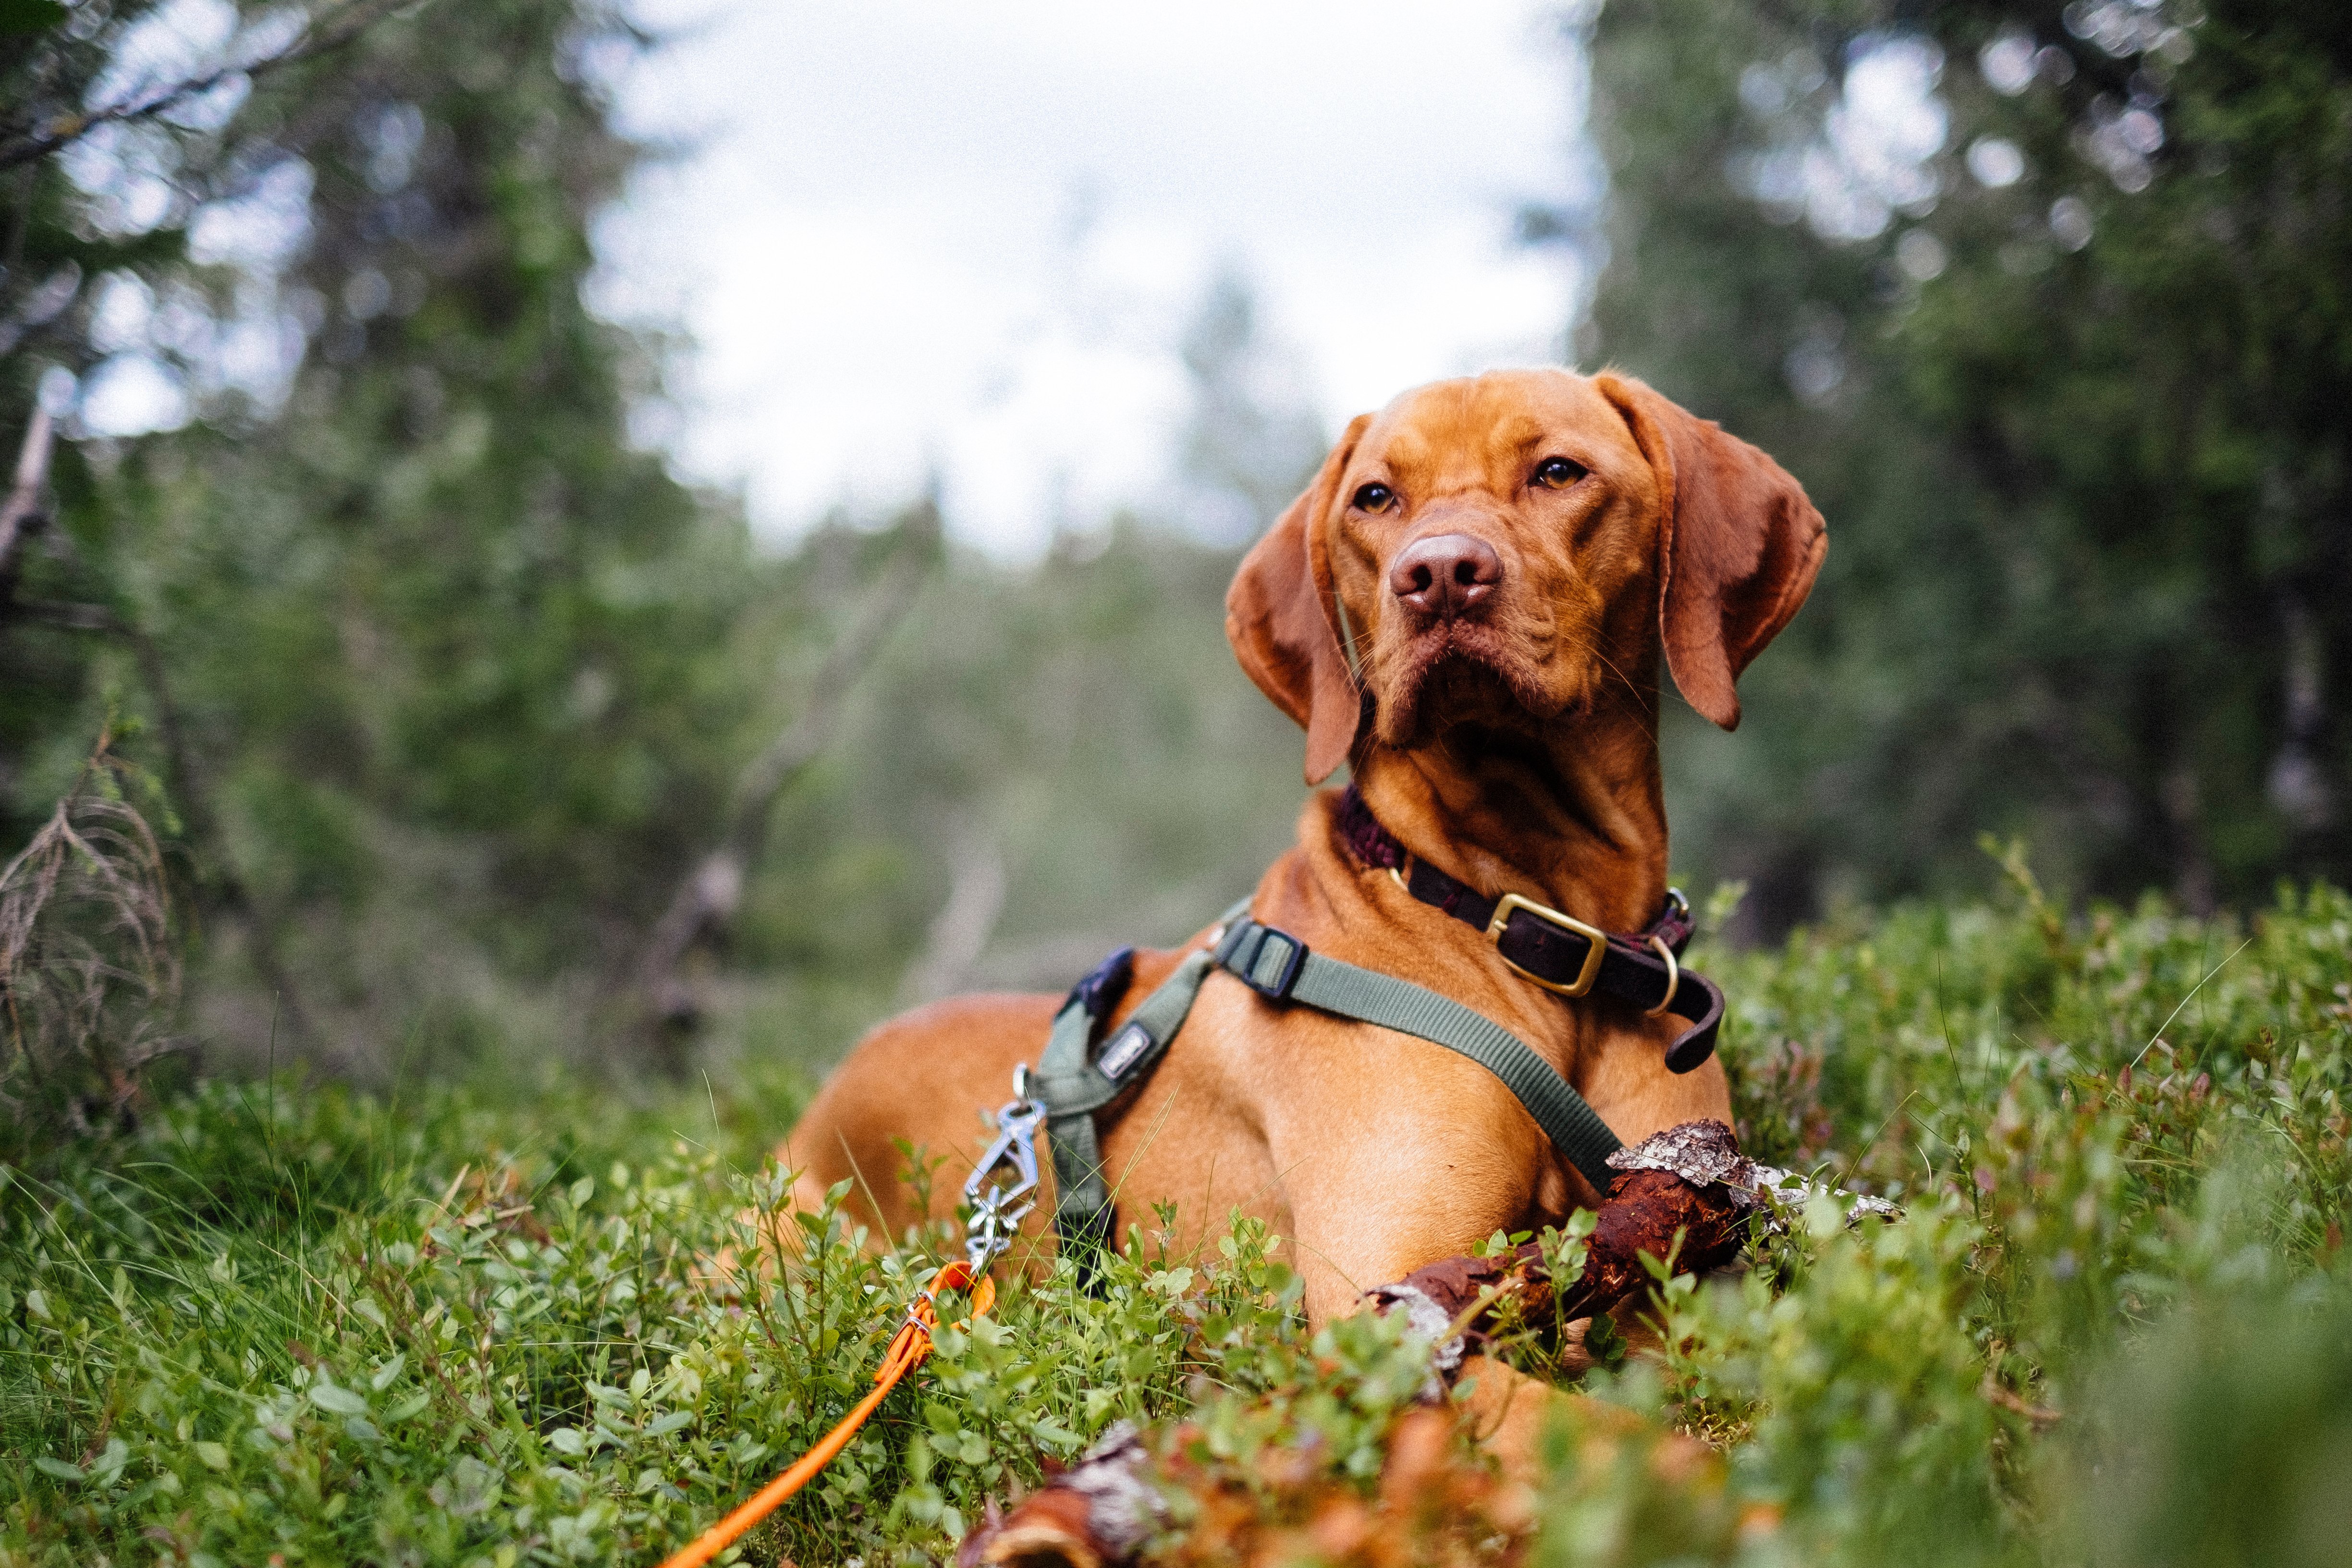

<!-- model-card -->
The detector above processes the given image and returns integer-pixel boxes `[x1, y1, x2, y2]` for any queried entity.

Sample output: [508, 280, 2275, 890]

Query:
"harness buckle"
[1227, 922, 1307, 1001]
[1485, 892, 1608, 997]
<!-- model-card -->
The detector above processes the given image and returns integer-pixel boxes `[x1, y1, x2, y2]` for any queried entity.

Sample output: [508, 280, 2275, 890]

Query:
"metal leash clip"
[960, 1064, 1045, 1273]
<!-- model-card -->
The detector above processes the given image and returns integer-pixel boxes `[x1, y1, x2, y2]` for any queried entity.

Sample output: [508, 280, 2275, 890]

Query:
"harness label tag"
[1096, 1022, 1153, 1082]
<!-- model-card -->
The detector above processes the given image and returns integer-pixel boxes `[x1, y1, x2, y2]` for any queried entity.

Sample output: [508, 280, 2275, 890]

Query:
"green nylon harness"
[1031, 897, 1629, 1276]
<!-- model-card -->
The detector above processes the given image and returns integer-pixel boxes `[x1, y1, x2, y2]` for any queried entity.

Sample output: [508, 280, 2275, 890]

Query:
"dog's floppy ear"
[1227, 416, 1370, 784]
[1597, 372, 1826, 731]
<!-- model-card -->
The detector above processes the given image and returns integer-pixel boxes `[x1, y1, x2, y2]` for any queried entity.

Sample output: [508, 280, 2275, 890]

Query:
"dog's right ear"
[1227, 416, 1370, 784]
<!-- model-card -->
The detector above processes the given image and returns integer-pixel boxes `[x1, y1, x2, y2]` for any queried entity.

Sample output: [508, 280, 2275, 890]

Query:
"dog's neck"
[1349, 692, 1668, 933]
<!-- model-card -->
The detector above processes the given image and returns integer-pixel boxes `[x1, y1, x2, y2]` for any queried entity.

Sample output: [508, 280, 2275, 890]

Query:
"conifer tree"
[1581, 0, 2352, 924]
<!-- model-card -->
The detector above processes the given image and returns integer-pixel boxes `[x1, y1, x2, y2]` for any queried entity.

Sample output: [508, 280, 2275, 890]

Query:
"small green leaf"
[547, 1426, 587, 1456]
[33, 1456, 84, 1482]
[86, 1437, 128, 1483]
[194, 1442, 230, 1471]
[1584, 1310, 1628, 1370]
[307, 1382, 369, 1417]
[370, 1353, 407, 1391]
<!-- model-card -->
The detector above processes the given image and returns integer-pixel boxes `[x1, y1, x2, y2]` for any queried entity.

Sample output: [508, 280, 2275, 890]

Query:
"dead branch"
[3, 408, 315, 1047]
[10, 599, 319, 1049]
[636, 499, 939, 1040]
[1, 734, 188, 1139]
[724, 504, 942, 855]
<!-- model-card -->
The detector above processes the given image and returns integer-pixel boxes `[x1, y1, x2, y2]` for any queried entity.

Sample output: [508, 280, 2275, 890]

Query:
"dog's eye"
[1352, 483, 1396, 514]
[1532, 457, 1586, 489]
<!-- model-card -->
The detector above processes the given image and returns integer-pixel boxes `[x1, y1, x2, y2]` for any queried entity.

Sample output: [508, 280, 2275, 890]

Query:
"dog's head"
[1228, 368, 1826, 783]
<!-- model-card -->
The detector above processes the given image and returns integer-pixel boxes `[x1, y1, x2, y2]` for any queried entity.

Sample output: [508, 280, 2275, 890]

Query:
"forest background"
[5, 2, 2352, 1565]
[4, 0, 2347, 1097]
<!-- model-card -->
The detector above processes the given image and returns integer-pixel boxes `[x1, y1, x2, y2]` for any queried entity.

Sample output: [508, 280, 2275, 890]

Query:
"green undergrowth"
[4, 878, 2351, 1566]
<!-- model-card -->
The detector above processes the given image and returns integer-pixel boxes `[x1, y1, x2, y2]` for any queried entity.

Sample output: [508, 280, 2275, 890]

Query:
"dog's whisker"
[1584, 642, 1660, 745]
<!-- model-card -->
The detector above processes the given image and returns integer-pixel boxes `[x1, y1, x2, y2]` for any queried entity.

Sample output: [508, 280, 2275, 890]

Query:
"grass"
[3, 873, 2351, 1566]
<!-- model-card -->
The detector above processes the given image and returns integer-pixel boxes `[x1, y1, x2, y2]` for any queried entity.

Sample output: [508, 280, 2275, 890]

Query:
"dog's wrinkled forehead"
[1345, 369, 1653, 503]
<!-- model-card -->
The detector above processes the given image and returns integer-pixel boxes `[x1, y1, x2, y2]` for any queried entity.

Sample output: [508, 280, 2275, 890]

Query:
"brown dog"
[781, 366, 1823, 1485]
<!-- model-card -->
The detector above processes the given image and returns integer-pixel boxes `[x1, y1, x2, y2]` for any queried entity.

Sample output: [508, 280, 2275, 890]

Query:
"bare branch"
[724, 508, 940, 854]
[897, 824, 1006, 1006]
[13, 597, 119, 633]
[635, 499, 939, 1039]
[0, 0, 420, 175]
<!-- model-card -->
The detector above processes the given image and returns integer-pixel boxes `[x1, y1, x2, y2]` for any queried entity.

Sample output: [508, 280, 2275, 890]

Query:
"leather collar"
[1335, 785, 1724, 1072]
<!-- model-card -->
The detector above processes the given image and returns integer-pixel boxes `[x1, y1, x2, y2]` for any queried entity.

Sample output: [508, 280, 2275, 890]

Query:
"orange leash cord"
[656, 1261, 997, 1568]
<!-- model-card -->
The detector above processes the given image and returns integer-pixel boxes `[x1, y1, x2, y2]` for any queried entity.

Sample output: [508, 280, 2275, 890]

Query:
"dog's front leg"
[960, 1120, 1759, 1567]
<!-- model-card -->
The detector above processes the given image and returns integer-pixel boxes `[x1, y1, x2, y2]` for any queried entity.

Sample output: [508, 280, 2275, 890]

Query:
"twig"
[0, 0, 419, 175]
[1, 734, 182, 1131]
[1979, 1375, 2061, 1428]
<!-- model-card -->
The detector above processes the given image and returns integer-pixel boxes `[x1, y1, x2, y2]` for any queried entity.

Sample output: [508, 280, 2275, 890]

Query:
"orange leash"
[656, 1261, 996, 1568]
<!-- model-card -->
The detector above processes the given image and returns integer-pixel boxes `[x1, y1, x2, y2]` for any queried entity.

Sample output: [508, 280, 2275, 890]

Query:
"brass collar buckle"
[1485, 892, 1608, 997]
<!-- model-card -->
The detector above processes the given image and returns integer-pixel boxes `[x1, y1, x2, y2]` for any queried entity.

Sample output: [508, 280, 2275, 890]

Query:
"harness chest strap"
[1033, 932, 1231, 1269]
[1035, 899, 1629, 1269]
[1214, 916, 1626, 1192]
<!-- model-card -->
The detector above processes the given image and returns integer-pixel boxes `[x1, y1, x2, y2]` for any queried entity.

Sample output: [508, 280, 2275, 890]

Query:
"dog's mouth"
[1374, 625, 1554, 748]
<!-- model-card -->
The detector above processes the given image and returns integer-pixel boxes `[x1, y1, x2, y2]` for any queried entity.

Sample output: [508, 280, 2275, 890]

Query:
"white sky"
[595, 0, 1586, 555]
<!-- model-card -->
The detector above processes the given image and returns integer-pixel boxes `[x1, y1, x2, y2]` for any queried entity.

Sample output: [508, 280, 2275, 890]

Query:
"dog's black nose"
[1388, 533, 1502, 620]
